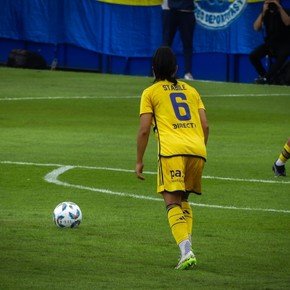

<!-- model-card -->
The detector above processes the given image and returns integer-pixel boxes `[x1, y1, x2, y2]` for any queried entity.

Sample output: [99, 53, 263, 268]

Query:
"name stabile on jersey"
[162, 84, 187, 91]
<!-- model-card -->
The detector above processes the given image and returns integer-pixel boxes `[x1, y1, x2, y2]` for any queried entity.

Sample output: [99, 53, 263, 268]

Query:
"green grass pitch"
[0, 67, 289, 289]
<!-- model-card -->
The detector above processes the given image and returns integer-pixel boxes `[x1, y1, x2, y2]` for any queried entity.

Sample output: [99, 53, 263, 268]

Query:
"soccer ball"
[53, 201, 82, 228]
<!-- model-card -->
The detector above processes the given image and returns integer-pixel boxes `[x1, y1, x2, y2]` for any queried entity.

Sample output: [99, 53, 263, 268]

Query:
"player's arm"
[136, 113, 153, 180]
[198, 108, 209, 145]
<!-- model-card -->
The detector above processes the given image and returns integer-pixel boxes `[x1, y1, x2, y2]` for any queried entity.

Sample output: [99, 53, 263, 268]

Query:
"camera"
[268, 2, 278, 13]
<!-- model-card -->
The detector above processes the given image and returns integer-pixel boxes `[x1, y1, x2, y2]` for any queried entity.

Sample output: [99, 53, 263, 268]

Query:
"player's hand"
[135, 162, 145, 180]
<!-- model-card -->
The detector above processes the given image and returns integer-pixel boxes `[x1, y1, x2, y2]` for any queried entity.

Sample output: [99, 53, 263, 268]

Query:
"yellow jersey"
[140, 80, 207, 159]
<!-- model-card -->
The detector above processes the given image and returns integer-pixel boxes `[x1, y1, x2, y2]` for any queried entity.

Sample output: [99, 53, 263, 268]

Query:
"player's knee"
[166, 203, 181, 212]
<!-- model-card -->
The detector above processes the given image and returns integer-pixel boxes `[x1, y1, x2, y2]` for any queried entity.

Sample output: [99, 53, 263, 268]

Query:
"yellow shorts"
[157, 156, 205, 195]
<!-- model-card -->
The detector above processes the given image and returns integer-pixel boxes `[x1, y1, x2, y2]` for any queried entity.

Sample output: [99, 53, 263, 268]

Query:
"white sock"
[179, 239, 191, 257]
[276, 159, 285, 166]
[189, 235, 192, 244]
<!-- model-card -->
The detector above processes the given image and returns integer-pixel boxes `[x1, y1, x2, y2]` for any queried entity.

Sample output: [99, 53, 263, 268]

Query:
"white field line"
[44, 166, 162, 203]
[0, 93, 289, 101]
[44, 166, 290, 214]
[1, 160, 290, 214]
[0, 96, 139, 101]
[2, 160, 290, 185]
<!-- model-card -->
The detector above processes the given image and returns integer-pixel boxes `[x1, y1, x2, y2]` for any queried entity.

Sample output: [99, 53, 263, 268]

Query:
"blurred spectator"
[162, 0, 195, 80]
[249, 0, 290, 84]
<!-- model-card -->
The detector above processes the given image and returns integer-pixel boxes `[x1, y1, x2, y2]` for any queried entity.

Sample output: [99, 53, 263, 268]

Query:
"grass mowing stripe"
[2, 160, 289, 214]
[0, 93, 289, 101]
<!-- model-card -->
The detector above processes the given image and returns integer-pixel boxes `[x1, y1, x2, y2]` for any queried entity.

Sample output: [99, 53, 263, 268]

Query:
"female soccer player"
[135, 46, 209, 270]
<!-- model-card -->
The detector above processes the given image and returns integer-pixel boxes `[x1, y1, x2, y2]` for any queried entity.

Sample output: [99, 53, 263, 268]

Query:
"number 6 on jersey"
[170, 93, 191, 121]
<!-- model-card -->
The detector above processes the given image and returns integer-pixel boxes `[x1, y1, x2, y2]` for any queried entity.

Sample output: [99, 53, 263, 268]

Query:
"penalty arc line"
[1, 160, 290, 213]
[1, 160, 290, 185]
[44, 166, 162, 203]
[43, 166, 290, 214]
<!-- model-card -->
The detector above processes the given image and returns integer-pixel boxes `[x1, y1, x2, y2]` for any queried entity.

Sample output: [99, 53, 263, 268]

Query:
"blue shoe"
[272, 162, 286, 177]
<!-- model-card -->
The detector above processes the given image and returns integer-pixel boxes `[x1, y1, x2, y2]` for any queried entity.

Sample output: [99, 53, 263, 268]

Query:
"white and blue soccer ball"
[53, 201, 82, 228]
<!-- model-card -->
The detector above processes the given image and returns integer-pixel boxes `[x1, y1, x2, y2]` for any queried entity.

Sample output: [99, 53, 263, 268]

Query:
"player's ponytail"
[152, 46, 178, 85]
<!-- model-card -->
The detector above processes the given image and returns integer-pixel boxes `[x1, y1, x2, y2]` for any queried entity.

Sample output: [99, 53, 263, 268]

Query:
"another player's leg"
[179, 11, 194, 80]
[273, 138, 290, 176]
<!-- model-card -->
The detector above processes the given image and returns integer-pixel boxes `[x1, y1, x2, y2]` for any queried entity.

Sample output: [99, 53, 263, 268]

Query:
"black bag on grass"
[7, 49, 47, 69]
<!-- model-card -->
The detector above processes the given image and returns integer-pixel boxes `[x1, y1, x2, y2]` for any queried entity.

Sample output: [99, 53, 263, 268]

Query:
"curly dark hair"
[152, 46, 178, 85]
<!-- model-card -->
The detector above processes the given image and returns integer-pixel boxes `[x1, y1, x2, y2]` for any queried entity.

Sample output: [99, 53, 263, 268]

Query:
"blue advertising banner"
[194, 0, 261, 54]
[0, 0, 289, 57]
[97, 0, 162, 5]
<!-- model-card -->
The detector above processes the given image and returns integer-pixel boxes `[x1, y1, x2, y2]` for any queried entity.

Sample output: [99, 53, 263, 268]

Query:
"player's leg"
[162, 191, 196, 270]
[183, 157, 205, 244]
[158, 156, 196, 269]
[181, 192, 193, 242]
[162, 191, 188, 247]
[273, 137, 290, 176]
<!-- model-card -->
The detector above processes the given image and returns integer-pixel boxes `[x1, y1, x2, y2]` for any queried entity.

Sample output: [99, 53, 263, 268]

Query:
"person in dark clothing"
[249, 0, 290, 84]
[162, 0, 195, 80]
